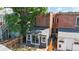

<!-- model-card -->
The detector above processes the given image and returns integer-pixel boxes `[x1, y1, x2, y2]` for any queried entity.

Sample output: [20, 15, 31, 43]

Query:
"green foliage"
[12, 7, 47, 15]
[0, 7, 4, 10]
[5, 13, 21, 32]
[5, 7, 47, 35]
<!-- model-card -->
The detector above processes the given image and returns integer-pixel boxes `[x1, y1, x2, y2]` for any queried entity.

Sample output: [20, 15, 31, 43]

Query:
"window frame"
[76, 16, 79, 27]
[26, 34, 32, 41]
[31, 34, 40, 45]
[41, 35, 46, 43]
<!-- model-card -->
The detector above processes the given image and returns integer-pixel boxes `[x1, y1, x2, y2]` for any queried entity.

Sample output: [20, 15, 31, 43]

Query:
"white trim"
[31, 34, 40, 45]
[26, 34, 32, 41]
[75, 16, 79, 27]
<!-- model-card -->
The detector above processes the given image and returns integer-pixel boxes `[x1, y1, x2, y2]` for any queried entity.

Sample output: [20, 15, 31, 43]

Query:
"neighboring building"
[0, 8, 13, 42]
[26, 13, 57, 48]
[26, 12, 79, 50]
[26, 27, 49, 48]
[0, 12, 9, 41]
[57, 12, 79, 51]
[26, 13, 50, 48]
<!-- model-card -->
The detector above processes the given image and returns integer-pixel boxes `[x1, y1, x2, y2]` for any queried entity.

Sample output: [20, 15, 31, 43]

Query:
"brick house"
[57, 12, 79, 51]
[48, 12, 79, 51]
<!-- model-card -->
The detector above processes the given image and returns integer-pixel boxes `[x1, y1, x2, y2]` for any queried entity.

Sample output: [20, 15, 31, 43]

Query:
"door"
[65, 38, 73, 51]
[26, 34, 32, 45]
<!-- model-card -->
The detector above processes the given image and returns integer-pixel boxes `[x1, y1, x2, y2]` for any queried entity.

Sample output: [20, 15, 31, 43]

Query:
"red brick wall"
[36, 13, 79, 28]
[36, 13, 50, 27]
[58, 14, 79, 28]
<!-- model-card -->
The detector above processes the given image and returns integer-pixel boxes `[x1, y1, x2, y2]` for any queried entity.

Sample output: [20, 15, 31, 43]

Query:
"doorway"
[65, 38, 73, 51]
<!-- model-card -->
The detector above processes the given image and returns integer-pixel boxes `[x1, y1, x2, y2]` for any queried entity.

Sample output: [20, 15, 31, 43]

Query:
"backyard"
[12, 45, 46, 51]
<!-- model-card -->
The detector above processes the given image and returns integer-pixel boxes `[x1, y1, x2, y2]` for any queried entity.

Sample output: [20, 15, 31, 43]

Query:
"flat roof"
[58, 28, 79, 33]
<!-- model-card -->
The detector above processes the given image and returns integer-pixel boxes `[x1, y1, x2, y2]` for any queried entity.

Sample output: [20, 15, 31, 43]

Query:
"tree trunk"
[19, 36, 23, 47]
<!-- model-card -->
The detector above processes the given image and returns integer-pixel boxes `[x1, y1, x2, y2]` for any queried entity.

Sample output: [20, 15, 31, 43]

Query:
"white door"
[58, 38, 73, 51]
[65, 38, 73, 51]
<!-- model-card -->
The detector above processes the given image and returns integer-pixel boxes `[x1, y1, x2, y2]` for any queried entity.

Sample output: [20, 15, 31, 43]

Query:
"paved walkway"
[0, 44, 12, 51]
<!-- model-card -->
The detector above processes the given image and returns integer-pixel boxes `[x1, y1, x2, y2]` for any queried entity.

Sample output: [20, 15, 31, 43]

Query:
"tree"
[12, 7, 47, 35]
[5, 7, 47, 42]
[5, 13, 20, 32]
[0, 7, 3, 10]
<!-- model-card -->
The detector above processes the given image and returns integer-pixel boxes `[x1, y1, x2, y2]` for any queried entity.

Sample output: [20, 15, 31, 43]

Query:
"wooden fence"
[0, 37, 21, 49]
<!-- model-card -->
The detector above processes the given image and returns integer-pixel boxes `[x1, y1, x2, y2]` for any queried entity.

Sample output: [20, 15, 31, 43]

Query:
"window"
[27, 34, 31, 41]
[28, 35, 30, 40]
[57, 18, 58, 23]
[35, 36, 39, 43]
[56, 28, 58, 33]
[32, 35, 40, 45]
[32, 35, 36, 43]
[76, 16, 79, 26]
[41, 35, 46, 43]
[53, 18, 54, 23]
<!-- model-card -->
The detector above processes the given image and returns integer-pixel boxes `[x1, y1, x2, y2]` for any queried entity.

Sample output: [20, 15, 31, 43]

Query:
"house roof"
[58, 28, 79, 33]
[27, 26, 50, 39]
[50, 12, 79, 15]
[58, 28, 79, 39]
[28, 26, 49, 34]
